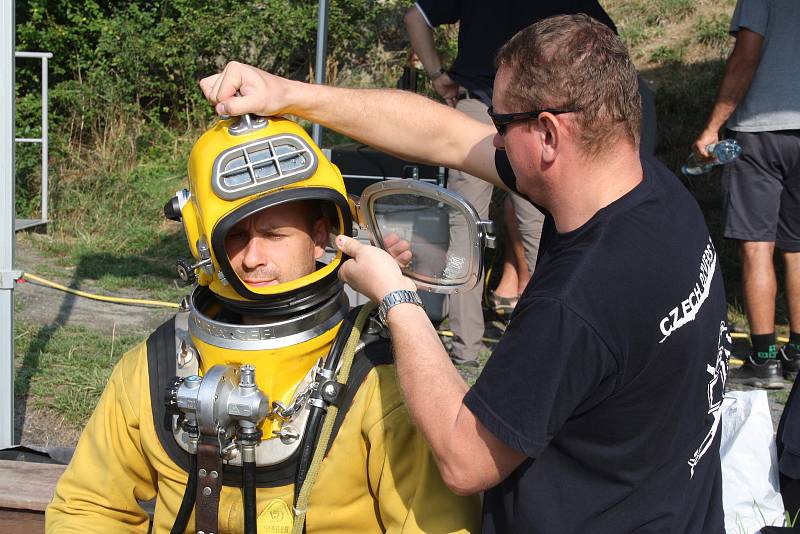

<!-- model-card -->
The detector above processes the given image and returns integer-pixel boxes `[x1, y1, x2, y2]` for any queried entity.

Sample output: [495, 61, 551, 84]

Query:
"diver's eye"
[225, 230, 248, 248]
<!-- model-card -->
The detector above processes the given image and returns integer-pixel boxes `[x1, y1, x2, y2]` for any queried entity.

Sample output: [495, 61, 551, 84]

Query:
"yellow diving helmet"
[164, 114, 356, 314]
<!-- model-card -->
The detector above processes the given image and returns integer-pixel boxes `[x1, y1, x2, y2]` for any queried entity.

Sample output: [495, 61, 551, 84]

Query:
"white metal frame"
[14, 51, 52, 231]
[1, 2, 16, 448]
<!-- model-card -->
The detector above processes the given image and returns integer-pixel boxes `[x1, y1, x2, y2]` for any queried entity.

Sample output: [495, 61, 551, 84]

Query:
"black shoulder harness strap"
[147, 316, 394, 488]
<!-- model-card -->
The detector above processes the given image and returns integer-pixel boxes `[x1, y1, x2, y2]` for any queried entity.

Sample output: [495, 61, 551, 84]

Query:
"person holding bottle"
[692, 0, 800, 388]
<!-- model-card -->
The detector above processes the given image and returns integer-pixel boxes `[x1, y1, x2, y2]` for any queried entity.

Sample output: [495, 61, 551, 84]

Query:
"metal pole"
[311, 0, 330, 146]
[0, 1, 17, 447]
[40, 55, 48, 222]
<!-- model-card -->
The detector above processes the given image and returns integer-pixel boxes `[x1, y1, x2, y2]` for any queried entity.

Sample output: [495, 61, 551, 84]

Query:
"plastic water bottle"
[682, 139, 742, 176]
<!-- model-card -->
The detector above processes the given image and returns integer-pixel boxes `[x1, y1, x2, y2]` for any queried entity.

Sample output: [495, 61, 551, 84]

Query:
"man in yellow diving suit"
[46, 113, 479, 534]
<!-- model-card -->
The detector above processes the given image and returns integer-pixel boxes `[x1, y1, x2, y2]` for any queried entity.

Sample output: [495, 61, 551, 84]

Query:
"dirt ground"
[12, 236, 175, 447]
[13, 237, 175, 337]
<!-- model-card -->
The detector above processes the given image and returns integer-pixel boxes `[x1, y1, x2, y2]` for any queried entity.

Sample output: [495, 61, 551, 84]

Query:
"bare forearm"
[201, 62, 502, 186]
[386, 304, 467, 448]
[385, 304, 520, 494]
[404, 6, 443, 77]
[286, 81, 502, 187]
[702, 29, 763, 135]
[333, 236, 525, 493]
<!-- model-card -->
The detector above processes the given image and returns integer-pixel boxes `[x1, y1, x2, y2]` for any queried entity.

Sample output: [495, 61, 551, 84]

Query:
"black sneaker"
[729, 356, 784, 389]
[780, 344, 800, 380]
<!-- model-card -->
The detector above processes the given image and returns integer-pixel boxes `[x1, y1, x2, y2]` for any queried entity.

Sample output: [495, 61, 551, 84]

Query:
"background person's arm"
[200, 62, 506, 190]
[404, 4, 460, 107]
[692, 28, 763, 159]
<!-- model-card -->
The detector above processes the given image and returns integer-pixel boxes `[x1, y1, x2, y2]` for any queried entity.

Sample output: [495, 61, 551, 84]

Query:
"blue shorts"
[722, 129, 800, 252]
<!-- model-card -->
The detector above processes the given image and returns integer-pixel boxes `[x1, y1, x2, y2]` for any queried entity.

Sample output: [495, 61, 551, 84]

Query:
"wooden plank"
[0, 460, 66, 512]
[0, 508, 45, 534]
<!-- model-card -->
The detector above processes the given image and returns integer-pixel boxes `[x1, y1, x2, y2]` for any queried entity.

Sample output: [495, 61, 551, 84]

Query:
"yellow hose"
[291, 302, 376, 534]
[20, 272, 180, 309]
[731, 331, 789, 344]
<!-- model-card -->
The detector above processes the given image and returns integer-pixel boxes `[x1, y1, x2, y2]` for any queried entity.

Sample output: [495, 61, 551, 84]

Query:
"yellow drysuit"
[46, 334, 479, 533]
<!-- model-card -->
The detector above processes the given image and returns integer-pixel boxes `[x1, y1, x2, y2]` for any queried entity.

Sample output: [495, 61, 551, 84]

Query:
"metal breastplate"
[168, 288, 349, 467]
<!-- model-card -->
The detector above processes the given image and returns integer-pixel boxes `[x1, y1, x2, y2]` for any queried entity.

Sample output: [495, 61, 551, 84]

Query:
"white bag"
[721, 390, 785, 533]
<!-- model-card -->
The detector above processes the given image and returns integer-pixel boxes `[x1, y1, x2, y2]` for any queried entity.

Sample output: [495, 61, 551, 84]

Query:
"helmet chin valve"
[165, 363, 269, 534]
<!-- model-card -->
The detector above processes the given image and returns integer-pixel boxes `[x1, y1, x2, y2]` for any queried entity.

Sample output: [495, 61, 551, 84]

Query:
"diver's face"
[225, 202, 329, 287]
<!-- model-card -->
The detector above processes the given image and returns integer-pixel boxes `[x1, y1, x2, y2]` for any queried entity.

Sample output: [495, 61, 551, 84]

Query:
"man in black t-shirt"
[200, 14, 726, 533]
[405, 0, 617, 366]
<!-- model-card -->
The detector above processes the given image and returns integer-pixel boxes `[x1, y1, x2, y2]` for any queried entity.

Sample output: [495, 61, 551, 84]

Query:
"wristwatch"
[378, 290, 425, 325]
[429, 67, 446, 80]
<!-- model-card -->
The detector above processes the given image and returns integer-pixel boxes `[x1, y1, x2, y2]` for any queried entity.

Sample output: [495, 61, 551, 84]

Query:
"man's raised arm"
[199, 62, 505, 189]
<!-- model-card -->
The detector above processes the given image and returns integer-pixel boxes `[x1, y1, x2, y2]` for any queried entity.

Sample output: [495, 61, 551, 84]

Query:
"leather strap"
[195, 442, 223, 533]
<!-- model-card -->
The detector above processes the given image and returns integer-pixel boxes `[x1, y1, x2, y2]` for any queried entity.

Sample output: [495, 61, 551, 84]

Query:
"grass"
[14, 319, 140, 427]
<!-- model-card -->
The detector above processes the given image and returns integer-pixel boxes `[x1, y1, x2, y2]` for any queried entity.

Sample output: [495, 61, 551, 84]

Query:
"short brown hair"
[496, 14, 641, 155]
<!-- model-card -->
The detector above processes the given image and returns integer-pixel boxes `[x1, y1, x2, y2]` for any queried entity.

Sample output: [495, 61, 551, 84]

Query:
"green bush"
[14, 0, 413, 257]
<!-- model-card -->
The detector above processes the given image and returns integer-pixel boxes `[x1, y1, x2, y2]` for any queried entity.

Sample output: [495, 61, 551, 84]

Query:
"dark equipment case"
[327, 143, 447, 195]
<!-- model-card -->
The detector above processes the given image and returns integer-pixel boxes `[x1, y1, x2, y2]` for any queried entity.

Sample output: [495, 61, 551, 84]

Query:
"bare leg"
[494, 197, 522, 298]
[504, 198, 530, 295]
[741, 241, 777, 334]
[784, 250, 800, 334]
[493, 254, 519, 298]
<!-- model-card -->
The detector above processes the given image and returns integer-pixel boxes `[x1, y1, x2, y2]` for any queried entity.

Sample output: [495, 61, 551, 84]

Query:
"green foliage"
[649, 39, 690, 64]
[620, 21, 647, 48]
[613, 0, 695, 29]
[16, 1, 408, 137]
[694, 14, 732, 50]
[14, 0, 411, 263]
[652, 0, 696, 24]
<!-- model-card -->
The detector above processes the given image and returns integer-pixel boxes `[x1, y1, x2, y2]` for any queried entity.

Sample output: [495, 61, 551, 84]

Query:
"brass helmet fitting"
[165, 115, 356, 315]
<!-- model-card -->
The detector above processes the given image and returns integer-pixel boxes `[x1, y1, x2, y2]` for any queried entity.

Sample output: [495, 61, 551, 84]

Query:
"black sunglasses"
[487, 105, 578, 135]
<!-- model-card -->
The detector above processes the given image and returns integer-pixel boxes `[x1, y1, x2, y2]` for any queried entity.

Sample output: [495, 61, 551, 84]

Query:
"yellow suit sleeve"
[365, 367, 481, 534]
[45, 342, 158, 533]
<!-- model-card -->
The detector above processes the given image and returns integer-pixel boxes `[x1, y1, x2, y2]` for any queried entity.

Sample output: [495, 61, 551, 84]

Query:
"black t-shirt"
[416, 0, 617, 96]
[463, 154, 727, 533]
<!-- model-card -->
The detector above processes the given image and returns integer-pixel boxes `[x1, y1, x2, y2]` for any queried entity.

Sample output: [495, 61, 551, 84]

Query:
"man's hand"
[382, 233, 413, 269]
[433, 73, 461, 107]
[199, 61, 295, 117]
[692, 129, 719, 161]
[336, 235, 416, 302]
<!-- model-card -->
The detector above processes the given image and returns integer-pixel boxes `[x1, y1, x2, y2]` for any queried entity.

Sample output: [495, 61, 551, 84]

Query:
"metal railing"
[14, 51, 52, 230]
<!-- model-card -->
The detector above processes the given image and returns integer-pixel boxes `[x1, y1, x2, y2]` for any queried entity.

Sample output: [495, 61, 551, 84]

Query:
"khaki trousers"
[448, 98, 544, 361]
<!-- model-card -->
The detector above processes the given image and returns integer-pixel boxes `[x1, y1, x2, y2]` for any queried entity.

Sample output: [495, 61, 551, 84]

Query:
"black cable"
[242, 459, 257, 534]
[170, 452, 197, 534]
[355, 144, 388, 180]
[293, 305, 361, 503]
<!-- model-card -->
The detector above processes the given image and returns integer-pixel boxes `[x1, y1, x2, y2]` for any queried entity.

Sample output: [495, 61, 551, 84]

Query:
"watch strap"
[378, 290, 424, 324]
[429, 67, 446, 80]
